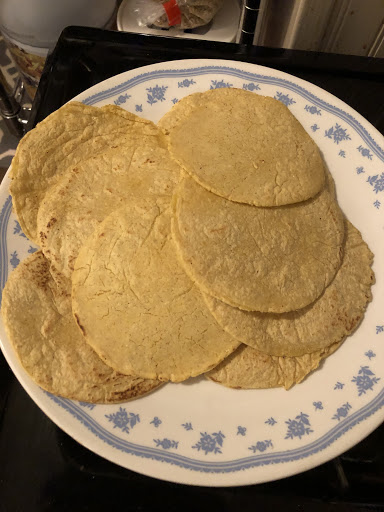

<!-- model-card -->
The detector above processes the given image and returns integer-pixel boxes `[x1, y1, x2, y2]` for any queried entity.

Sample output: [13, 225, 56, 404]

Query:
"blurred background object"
[0, 35, 23, 176]
[117, 0, 240, 42]
[135, 0, 224, 30]
[252, 0, 384, 57]
[0, 0, 118, 99]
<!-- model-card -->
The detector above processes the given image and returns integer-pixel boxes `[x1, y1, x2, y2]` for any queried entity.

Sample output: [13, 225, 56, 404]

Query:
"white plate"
[1, 59, 384, 487]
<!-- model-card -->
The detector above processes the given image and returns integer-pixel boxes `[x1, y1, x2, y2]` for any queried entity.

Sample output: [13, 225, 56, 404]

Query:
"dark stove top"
[1, 26, 384, 511]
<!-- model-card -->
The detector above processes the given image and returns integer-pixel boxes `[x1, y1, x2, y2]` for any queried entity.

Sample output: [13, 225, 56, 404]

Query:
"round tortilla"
[204, 221, 374, 356]
[72, 203, 240, 383]
[10, 102, 164, 242]
[172, 176, 345, 313]
[1, 251, 161, 403]
[37, 144, 180, 279]
[207, 342, 342, 390]
[158, 88, 325, 206]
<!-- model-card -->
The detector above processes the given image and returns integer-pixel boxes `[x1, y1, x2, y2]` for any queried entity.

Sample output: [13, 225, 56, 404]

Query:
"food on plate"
[71, 203, 240, 382]
[203, 221, 374, 356]
[158, 88, 325, 206]
[1, 88, 375, 401]
[1, 251, 161, 402]
[10, 102, 164, 242]
[37, 144, 180, 279]
[172, 175, 345, 313]
[207, 341, 342, 390]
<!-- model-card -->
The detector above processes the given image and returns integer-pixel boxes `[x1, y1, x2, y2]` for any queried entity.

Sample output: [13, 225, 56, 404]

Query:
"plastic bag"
[134, 0, 224, 30]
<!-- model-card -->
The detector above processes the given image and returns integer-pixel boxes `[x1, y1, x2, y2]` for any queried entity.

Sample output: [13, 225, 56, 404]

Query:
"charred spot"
[347, 315, 361, 331]
[34, 261, 50, 289]
[72, 168, 79, 174]
[112, 389, 138, 400]
[39, 231, 47, 240]
[46, 217, 57, 229]
[99, 232, 105, 237]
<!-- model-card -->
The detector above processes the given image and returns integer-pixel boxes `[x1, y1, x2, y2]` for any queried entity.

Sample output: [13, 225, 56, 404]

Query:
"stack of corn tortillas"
[1, 88, 375, 404]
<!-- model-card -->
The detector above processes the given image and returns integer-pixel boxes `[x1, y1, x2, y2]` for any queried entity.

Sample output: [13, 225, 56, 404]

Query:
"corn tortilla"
[158, 88, 325, 206]
[204, 221, 374, 356]
[10, 102, 164, 242]
[172, 175, 345, 313]
[37, 144, 180, 279]
[72, 202, 240, 382]
[1, 252, 161, 403]
[207, 342, 342, 390]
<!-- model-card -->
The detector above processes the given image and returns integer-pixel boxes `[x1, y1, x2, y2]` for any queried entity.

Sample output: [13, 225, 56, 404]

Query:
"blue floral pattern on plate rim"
[0, 60, 383, 486]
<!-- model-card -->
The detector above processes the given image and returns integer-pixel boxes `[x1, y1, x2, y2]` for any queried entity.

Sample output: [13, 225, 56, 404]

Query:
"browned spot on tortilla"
[46, 217, 57, 229]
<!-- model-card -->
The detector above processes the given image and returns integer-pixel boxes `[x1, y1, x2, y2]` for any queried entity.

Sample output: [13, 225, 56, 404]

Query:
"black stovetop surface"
[1, 26, 384, 511]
